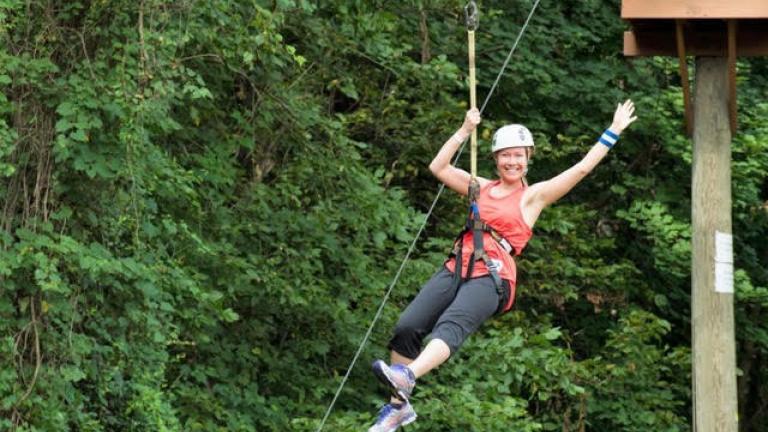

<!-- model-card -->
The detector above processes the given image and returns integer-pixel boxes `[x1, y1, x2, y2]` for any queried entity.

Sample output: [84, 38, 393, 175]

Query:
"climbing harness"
[451, 0, 511, 316]
[449, 202, 516, 315]
[315, 1, 542, 430]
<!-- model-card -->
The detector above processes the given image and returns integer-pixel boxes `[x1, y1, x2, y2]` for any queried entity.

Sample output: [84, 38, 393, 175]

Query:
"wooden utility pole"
[691, 57, 738, 432]
[621, 2, 768, 431]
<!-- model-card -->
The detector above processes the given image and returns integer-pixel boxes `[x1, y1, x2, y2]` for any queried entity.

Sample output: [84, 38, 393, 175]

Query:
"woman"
[368, 100, 637, 432]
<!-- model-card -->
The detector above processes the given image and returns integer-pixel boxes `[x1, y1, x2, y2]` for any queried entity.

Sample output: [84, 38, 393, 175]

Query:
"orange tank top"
[445, 180, 533, 285]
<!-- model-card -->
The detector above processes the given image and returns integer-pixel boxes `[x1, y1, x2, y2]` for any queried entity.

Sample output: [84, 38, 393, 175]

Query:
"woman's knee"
[430, 321, 464, 354]
[388, 321, 426, 360]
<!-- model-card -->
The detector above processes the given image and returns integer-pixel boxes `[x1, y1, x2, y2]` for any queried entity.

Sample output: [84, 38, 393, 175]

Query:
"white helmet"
[491, 124, 534, 153]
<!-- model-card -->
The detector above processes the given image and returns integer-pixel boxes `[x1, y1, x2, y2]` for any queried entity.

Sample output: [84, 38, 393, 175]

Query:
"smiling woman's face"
[494, 147, 529, 184]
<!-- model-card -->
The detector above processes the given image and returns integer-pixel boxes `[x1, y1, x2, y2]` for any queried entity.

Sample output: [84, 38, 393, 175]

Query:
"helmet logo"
[492, 124, 534, 153]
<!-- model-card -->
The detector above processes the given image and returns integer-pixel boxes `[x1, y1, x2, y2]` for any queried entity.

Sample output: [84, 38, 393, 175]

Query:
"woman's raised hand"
[461, 107, 482, 134]
[610, 99, 637, 134]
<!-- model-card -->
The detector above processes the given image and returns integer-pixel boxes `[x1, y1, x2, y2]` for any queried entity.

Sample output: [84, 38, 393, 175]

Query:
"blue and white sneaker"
[371, 360, 416, 401]
[368, 401, 417, 432]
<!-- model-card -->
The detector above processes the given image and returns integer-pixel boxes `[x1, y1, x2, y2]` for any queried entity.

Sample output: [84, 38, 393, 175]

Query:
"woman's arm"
[526, 100, 637, 210]
[429, 108, 490, 195]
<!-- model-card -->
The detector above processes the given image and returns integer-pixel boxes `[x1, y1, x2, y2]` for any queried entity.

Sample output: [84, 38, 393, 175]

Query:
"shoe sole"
[372, 360, 410, 402]
[401, 413, 417, 427]
[380, 412, 417, 432]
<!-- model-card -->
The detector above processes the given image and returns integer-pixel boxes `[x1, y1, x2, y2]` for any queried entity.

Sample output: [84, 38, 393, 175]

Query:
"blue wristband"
[599, 129, 619, 149]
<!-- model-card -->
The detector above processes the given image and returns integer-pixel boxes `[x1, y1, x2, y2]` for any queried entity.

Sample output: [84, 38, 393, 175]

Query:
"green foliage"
[0, 0, 766, 431]
[583, 310, 690, 431]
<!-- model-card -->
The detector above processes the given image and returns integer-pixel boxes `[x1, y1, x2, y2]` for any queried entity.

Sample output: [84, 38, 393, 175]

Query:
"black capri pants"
[388, 267, 506, 359]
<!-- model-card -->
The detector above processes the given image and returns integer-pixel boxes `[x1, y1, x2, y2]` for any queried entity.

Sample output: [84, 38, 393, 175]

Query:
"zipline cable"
[315, 1, 541, 430]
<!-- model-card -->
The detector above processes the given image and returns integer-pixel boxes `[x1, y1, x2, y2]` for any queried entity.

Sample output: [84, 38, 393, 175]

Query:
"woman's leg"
[407, 275, 500, 378]
[387, 268, 458, 360]
[374, 268, 457, 403]
[403, 338, 451, 378]
[390, 350, 414, 366]
[381, 339, 449, 405]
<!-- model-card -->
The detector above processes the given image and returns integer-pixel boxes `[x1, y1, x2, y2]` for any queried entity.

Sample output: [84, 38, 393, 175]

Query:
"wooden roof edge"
[624, 29, 768, 57]
[622, 0, 768, 20]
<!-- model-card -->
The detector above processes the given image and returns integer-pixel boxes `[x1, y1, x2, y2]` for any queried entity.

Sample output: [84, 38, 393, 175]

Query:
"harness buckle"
[498, 238, 514, 255]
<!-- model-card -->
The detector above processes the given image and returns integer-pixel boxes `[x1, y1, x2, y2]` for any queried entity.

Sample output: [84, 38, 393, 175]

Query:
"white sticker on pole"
[715, 262, 734, 294]
[714, 231, 734, 294]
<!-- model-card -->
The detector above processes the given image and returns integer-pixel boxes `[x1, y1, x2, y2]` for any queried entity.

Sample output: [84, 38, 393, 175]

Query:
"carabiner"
[464, 1, 479, 31]
[468, 177, 481, 203]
